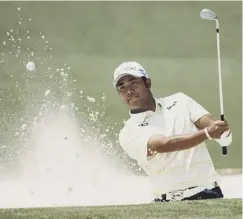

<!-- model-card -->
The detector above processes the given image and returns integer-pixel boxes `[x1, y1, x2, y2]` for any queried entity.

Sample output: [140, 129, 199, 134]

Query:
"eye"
[118, 85, 125, 92]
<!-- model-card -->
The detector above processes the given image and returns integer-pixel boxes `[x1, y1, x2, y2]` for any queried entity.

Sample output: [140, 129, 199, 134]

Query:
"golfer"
[113, 61, 232, 202]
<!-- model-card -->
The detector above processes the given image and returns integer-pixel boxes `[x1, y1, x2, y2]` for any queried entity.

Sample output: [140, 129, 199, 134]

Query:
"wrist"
[204, 127, 213, 140]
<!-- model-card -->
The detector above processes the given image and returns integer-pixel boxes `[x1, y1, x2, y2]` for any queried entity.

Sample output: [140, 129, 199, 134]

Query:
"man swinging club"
[112, 61, 232, 202]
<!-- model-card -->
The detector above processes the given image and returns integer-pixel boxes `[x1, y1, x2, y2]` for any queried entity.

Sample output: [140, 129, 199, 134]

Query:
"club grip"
[220, 114, 228, 155]
[222, 146, 227, 155]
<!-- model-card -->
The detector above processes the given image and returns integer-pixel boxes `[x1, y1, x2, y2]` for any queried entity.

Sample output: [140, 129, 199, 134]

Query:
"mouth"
[128, 95, 139, 102]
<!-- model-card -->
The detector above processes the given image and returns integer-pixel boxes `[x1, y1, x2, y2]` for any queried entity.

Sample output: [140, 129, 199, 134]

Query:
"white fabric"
[119, 92, 221, 198]
[113, 61, 148, 87]
[215, 130, 232, 146]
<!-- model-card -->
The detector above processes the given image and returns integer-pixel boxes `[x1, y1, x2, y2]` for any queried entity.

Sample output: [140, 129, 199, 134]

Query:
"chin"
[128, 103, 141, 110]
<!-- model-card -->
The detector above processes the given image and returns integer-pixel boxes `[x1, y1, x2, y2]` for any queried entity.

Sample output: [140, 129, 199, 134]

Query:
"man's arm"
[148, 130, 207, 154]
[194, 114, 215, 130]
[194, 114, 231, 138]
[147, 94, 231, 155]
[148, 120, 229, 155]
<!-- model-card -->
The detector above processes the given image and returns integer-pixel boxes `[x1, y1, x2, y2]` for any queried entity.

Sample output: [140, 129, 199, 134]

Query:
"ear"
[145, 78, 152, 89]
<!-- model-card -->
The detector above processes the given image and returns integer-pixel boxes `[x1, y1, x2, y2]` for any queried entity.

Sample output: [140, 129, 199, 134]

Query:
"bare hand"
[207, 120, 230, 139]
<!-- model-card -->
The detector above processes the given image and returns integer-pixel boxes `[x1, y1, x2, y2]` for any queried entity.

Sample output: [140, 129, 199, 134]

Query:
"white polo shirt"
[119, 92, 221, 198]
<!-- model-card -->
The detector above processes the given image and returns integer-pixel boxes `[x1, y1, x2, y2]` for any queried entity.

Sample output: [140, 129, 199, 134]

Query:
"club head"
[200, 9, 218, 20]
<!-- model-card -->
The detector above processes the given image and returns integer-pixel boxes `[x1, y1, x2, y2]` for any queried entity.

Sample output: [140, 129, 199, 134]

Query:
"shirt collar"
[129, 97, 165, 123]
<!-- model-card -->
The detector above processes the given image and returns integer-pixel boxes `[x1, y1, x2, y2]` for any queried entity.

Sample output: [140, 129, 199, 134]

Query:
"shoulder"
[163, 92, 190, 102]
[159, 92, 191, 108]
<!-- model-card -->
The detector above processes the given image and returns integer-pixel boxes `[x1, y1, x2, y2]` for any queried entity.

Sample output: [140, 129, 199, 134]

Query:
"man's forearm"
[148, 118, 229, 155]
[194, 114, 215, 130]
[154, 130, 208, 153]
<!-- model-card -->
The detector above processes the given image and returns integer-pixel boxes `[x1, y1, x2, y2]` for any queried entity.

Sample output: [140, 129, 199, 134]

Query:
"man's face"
[116, 75, 151, 110]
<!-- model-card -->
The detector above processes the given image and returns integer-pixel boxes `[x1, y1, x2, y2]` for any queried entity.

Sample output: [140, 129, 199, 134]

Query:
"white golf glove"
[214, 130, 232, 147]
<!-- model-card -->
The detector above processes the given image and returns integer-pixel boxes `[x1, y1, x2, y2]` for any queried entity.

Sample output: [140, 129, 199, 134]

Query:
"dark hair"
[142, 76, 149, 87]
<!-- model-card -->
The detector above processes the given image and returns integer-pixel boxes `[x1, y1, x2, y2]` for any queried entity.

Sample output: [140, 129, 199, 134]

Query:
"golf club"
[200, 9, 228, 156]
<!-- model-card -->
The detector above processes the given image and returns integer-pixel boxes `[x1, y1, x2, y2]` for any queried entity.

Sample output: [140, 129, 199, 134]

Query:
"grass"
[0, 199, 241, 219]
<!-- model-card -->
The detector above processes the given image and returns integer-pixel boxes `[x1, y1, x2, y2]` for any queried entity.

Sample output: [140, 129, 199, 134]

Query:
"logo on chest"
[166, 101, 177, 110]
[138, 121, 149, 127]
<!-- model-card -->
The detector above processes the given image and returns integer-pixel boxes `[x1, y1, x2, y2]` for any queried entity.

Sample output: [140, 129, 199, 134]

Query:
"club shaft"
[216, 20, 224, 116]
[216, 20, 227, 155]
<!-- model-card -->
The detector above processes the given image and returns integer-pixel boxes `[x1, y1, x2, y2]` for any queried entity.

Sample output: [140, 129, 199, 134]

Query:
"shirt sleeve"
[180, 92, 211, 123]
[119, 125, 164, 163]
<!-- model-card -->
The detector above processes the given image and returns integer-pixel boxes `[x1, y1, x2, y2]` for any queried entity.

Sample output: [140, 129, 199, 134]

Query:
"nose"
[127, 88, 134, 96]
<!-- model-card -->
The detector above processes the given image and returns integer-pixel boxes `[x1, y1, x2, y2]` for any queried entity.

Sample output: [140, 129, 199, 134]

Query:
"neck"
[130, 97, 156, 114]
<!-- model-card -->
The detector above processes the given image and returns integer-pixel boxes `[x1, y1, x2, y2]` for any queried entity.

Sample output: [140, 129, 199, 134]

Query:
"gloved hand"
[214, 130, 232, 147]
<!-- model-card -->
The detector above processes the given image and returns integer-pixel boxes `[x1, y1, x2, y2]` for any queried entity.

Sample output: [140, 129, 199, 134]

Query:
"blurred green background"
[0, 1, 241, 170]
